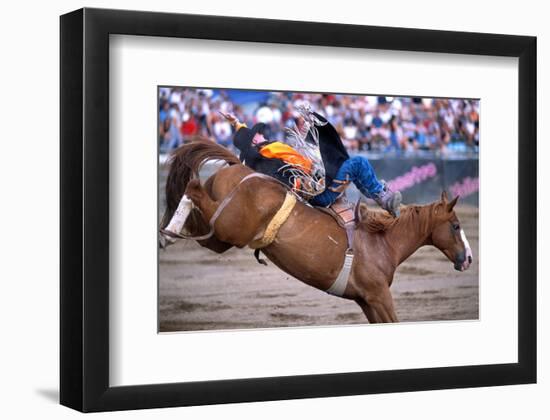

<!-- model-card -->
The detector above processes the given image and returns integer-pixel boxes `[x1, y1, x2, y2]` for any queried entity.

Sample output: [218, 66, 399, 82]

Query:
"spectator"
[212, 114, 233, 147]
[158, 87, 480, 157]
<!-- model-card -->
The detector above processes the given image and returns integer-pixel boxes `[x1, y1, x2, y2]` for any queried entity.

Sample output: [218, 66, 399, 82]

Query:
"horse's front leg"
[356, 284, 398, 323]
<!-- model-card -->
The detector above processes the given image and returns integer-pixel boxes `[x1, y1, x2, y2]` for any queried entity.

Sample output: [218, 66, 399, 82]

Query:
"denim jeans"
[310, 156, 384, 207]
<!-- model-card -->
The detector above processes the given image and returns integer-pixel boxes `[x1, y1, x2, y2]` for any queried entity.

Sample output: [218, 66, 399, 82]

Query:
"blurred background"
[158, 87, 479, 206]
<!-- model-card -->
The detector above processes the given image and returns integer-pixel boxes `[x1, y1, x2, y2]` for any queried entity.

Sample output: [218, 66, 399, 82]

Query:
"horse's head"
[429, 191, 473, 272]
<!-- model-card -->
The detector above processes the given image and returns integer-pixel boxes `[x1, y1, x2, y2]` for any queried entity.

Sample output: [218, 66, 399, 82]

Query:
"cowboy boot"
[374, 181, 402, 218]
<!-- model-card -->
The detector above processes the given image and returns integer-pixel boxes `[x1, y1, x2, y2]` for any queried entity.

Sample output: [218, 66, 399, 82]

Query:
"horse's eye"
[453, 224, 460, 231]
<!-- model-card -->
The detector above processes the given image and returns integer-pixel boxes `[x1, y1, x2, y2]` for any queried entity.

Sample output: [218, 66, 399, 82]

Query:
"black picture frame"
[60, 7, 537, 412]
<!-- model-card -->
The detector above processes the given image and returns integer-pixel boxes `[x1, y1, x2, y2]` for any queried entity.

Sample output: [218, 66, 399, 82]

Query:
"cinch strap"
[326, 253, 354, 296]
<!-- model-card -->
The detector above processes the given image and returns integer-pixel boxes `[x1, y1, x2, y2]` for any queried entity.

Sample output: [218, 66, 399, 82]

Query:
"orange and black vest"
[258, 142, 312, 174]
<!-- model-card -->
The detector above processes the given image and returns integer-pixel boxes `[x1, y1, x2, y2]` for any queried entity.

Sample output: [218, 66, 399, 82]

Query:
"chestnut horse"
[160, 138, 473, 323]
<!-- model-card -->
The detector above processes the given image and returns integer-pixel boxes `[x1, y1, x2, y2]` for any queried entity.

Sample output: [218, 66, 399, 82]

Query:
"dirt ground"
[159, 206, 478, 332]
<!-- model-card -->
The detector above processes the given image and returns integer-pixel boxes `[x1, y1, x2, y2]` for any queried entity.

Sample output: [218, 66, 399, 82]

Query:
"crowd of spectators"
[158, 87, 479, 156]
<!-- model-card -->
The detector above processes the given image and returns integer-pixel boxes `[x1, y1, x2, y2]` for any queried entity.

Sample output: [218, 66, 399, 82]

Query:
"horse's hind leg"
[159, 179, 218, 249]
[185, 179, 218, 221]
[160, 194, 194, 248]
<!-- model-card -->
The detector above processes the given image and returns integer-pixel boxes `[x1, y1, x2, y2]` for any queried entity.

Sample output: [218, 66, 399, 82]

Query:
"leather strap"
[325, 201, 357, 297]
[345, 226, 355, 252]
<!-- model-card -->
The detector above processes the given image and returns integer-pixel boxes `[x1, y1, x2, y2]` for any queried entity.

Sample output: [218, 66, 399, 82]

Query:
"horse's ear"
[440, 190, 448, 203]
[447, 195, 459, 212]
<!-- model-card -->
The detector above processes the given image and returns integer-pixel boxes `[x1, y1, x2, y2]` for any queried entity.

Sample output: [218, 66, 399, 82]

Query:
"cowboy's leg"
[339, 156, 384, 197]
[310, 156, 401, 216]
[309, 186, 340, 207]
[341, 156, 402, 217]
[309, 157, 383, 207]
[309, 157, 378, 207]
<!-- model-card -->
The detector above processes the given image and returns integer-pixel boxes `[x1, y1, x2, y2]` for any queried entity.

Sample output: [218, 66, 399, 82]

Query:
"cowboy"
[229, 117, 314, 192]
[222, 111, 402, 217]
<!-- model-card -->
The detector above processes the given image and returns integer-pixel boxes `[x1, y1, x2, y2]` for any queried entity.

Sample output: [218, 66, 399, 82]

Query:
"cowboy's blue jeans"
[310, 156, 384, 207]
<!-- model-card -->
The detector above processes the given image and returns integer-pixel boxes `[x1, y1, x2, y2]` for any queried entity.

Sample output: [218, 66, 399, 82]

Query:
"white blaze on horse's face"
[459, 229, 473, 271]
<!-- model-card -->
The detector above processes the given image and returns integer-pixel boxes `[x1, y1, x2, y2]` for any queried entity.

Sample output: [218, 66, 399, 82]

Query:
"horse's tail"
[160, 136, 241, 229]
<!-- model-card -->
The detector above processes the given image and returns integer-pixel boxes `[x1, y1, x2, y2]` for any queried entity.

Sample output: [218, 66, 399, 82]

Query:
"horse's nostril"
[468, 256, 472, 264]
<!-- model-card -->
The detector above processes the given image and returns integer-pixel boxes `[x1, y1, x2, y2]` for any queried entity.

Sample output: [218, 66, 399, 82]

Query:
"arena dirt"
[159, 205, 478, 332]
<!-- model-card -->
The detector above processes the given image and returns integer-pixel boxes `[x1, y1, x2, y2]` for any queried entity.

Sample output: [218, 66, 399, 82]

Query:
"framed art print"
[60, 8, 536, 412]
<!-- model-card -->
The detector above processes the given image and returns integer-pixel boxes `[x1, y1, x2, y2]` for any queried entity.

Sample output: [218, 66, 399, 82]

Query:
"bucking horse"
[159, 137, 473, 323]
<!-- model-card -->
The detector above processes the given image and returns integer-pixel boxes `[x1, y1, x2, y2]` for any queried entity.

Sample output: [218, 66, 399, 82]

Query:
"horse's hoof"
[159, 231, 176, 249]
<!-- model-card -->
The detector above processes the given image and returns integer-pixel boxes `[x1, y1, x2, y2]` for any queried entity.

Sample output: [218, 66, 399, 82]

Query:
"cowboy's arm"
[220, 111, 311, 171]
[220, 111, 247, 132]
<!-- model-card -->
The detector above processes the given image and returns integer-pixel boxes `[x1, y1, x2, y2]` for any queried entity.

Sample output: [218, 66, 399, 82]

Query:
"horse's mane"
[161, 136, 241, 229]
[359, 202, 436, 234]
